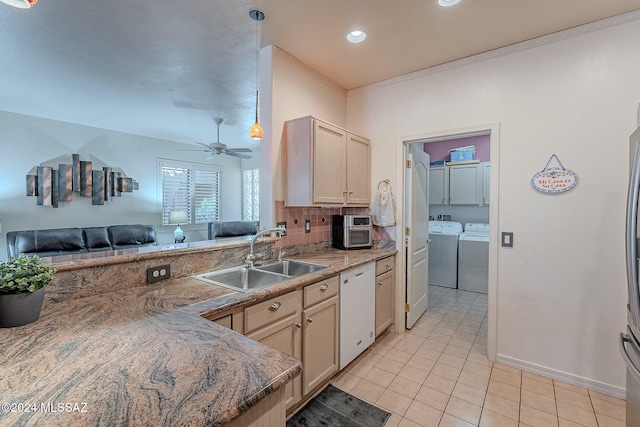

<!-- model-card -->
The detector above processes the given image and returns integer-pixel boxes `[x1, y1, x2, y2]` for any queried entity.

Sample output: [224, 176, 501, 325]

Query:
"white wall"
[261, 46, 348, 226]
[0, 111, 244, 258]
[347, 16, 640, 395]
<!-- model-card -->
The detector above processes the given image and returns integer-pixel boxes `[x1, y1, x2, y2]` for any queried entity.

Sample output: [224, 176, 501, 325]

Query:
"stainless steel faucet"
[246, 226, 287, 267]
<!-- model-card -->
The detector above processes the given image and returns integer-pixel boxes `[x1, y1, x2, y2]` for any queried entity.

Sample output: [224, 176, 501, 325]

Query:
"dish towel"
[371, 180, 396, 226]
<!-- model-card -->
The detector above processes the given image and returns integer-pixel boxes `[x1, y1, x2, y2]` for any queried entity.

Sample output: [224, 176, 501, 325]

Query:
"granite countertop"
[0, 247, 396, 427]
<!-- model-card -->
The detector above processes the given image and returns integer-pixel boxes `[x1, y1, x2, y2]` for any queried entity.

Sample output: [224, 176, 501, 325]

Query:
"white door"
[406, 145, 430, 328]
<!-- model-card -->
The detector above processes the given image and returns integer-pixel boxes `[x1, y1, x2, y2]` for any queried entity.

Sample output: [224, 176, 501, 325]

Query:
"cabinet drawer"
[304, 276, 339, 308]
[376, 256, 395, 276]
[244, 290, 301, 334]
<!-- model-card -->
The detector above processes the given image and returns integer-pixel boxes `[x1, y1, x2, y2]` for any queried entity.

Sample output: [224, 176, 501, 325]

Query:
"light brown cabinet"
[375, 256, 395, 337]
[284, 116, 370, 206]
[240, 275, 339, 410]
[301, 276, 339, 396]
[245, 291, 303, 410]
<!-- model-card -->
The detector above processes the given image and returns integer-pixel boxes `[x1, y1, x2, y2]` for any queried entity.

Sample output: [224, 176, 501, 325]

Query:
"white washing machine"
[458, 223, 489, 294]
[428, 221, 463, 288]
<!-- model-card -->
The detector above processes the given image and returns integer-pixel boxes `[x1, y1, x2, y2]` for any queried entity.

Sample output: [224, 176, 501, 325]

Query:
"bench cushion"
[6, 224, 158, 258]
[14, 228, 87, 257]
[208, 221, 259, 239]
[110, 225, 158, 249]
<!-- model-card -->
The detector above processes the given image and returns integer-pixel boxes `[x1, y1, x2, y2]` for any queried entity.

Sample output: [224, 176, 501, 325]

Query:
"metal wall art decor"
[26, 154, 139, 207]
[530, 154, 578, 194]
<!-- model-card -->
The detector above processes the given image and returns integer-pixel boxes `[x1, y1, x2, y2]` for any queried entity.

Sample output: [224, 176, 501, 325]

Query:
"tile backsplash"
[273, 201, 394, 246]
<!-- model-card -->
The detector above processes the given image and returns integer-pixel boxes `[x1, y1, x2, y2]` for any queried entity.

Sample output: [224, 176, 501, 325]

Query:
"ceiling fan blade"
[176, 149, 209, 151]
[226, 151, 252, 159]
[195, 141, 211, 148]
[227, 148, 252, 153]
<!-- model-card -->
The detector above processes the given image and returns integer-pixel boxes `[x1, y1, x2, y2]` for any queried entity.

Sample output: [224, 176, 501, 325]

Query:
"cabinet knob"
[268, 302, 281, 311]
[295, 323, 302, 328]
[306, 317, 313, 323]
[378, 282, 383, 287]
[320, 284, 328, 291]
[386, 263, 390, 268]
[349, 191, 353, 195]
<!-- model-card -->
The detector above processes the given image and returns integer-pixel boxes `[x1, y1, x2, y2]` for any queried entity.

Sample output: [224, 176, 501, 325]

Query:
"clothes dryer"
[428, 221, 463, 288]
[458, 223, 489, 294]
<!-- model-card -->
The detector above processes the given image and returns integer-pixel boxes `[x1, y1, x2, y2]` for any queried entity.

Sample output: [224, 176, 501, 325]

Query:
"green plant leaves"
[0, 255, 56, 294]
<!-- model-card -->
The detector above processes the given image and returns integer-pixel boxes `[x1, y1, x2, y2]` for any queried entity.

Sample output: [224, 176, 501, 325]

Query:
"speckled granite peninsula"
[0, 237, 396, 426]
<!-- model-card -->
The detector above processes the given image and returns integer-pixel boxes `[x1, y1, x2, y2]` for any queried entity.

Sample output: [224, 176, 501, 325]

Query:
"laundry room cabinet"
[481, 162, 490, 205]
[284, 116, 370, 207]
[429, 166, 448, 205]
[449, 163, 482, 205]
[429, 162, 490, 206]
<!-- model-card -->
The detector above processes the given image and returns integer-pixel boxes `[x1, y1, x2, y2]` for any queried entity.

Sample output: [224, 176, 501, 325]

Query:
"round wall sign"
[531, 167, 578, 194]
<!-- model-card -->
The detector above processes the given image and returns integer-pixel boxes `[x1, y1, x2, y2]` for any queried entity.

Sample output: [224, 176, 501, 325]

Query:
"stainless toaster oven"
[332, 215, 373, 250]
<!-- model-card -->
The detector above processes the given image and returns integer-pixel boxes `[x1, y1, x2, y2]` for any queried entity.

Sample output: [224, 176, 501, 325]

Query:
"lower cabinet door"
[246, 313, 302, 410]
[375, 270, 394, 337]
[302, 295, 339, 396]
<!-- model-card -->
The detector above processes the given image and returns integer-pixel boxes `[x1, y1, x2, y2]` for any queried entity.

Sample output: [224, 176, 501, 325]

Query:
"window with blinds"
[159, 160, 221, 226]
[243, 169, 259, 221]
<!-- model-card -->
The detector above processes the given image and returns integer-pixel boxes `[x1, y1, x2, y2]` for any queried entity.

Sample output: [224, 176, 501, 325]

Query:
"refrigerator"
[621, 126, 640, 426]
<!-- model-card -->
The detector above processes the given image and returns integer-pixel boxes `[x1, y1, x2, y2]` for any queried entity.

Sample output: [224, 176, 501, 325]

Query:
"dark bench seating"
[208, 221, 259, 239]
[6, 225, 158, 258]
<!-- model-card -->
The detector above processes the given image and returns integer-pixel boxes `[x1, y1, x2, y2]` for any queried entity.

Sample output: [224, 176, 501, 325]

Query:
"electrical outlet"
[147, 264, 171, 283]
[304, 219, 311, 233]
[276, 221, 287, 235]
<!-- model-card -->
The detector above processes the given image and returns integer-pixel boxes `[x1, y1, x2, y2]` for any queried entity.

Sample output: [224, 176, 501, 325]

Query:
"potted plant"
[0, 254, 56, 327]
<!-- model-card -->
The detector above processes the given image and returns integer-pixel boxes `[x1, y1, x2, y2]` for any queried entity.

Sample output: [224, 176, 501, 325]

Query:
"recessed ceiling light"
[347, 30, 366, 44]
[438, 0, 462, 6]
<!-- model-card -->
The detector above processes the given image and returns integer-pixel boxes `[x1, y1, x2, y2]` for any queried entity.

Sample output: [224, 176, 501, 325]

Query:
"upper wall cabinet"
[429, 166, 448, 205]
[449, 164, 481, 205]
[284, 116, 371, 206]
[429, 162, 490, 206]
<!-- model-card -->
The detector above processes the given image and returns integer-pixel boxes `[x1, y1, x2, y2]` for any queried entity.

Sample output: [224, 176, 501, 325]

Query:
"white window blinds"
[160, 160, 221, 225]
[243, 169, 259, 221]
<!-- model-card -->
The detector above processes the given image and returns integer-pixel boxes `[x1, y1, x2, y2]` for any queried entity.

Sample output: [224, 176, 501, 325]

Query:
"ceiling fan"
[178, 118, 252, 159]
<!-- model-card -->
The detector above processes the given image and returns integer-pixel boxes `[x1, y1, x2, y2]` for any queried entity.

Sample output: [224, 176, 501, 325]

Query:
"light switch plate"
[501, 232, 513, 247]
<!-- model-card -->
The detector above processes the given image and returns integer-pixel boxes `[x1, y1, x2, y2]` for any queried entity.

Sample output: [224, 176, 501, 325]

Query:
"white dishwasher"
[339, 261, 375, 369]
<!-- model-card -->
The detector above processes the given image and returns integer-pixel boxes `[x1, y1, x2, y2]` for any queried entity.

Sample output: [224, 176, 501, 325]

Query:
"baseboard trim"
[495, 354, 625, 400]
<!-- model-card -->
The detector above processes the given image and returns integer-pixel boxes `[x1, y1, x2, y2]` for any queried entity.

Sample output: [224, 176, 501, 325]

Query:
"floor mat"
[287, 384, 391, 427]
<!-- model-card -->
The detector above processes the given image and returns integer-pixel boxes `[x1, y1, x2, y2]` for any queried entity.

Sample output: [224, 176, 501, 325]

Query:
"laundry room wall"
[424, 135, 491, 225]
[424, 134, 490, 163]
[346, 14, 640, 396]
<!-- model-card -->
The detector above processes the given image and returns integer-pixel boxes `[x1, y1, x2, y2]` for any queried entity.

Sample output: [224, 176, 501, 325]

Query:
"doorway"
[394, 123, 499, 361]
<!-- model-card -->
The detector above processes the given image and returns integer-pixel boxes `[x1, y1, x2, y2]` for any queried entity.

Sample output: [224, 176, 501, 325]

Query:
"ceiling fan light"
[250, 121, 264, 140]
[0, 0, 37, 9]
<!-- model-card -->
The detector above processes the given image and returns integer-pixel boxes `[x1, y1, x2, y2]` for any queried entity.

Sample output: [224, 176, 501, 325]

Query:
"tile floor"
[330, 286, 627, 427]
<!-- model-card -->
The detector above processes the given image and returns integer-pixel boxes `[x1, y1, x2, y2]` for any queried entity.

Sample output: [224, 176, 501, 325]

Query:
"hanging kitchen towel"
[371, 180, 396, 226]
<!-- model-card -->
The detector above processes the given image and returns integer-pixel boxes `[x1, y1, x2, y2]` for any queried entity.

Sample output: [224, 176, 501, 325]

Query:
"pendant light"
[0, 0, 37, 8]
[249, 9, 265, 140]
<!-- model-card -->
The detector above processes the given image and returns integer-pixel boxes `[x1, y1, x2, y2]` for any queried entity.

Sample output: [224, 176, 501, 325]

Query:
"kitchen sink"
[193, 260, 329, 292]
[255, 260, 329, 277]
[193, 266, 290, 292]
